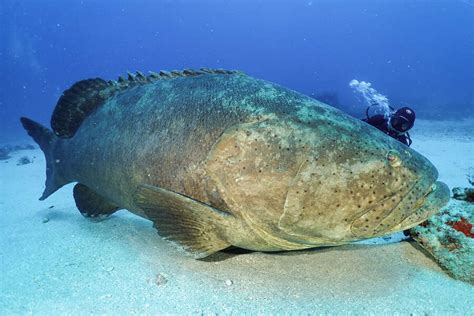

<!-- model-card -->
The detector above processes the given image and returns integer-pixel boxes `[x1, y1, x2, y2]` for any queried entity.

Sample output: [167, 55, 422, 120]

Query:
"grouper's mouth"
[351, 181, 450, 238]
[386, 181, 450, 233]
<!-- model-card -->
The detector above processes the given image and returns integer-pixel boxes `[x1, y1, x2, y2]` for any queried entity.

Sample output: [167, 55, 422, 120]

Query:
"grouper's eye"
[386, 150, 401, 168]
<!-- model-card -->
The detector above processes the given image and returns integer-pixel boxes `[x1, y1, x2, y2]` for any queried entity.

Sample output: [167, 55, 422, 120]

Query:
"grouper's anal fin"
[73, 184, 120, 220]
[134, 184, 233, 259]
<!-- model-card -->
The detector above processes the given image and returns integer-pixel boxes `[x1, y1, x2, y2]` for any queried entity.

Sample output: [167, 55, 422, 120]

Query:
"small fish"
[21, 69, 449, 258]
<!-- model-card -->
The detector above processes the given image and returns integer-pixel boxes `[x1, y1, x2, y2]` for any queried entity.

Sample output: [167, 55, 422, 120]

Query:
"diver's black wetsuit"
[362, 114, 412, 146]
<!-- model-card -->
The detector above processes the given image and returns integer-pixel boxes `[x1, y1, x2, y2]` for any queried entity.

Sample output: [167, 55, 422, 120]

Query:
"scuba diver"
[362, 105, 416, 146]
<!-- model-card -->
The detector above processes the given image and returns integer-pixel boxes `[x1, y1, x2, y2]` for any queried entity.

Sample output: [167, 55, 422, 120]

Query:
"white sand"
[1, 119, 473, 314]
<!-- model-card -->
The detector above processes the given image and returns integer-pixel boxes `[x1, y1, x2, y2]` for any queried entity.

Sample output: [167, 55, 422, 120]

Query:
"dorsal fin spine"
[51, 68, 243, 138]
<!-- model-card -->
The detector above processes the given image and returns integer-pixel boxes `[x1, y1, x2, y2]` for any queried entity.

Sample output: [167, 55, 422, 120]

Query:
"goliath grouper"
[21, 68, 450, 258]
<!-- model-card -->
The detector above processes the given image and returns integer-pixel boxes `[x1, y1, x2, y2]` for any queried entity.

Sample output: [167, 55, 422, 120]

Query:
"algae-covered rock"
[409, 199, 474, 284]
[452, 187, 474, 202]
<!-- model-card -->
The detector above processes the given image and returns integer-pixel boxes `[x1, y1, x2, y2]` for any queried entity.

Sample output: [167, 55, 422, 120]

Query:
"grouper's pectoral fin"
[134, 184, 233, 259]
[73, 184, 120, 220]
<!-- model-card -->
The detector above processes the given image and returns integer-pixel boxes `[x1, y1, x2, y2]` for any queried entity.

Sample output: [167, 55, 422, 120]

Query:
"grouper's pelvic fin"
[20, 117, 68, 200]
[73, 183, 120, 220]
[135, 184, 233, 258]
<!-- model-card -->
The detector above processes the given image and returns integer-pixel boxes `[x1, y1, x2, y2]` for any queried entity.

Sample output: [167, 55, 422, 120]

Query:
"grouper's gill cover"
[20, 68, 450, 258]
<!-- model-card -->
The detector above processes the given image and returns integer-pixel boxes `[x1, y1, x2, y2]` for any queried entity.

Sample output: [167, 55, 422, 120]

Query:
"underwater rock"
[452, 187, 474, 202]
[409, 199, 474, 284]
[0, 143, 35, 160]
[16, 156, 32, 166]
[452, 169, 474, 202]
[0, 148, 11, 160]
[154, 273, 168, 286]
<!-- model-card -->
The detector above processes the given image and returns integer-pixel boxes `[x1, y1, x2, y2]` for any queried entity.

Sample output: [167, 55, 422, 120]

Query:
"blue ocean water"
[1, 0, 473, 139]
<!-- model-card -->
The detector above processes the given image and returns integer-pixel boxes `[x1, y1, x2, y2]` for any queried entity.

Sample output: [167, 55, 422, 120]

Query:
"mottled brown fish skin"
[28, 71, 450, 255]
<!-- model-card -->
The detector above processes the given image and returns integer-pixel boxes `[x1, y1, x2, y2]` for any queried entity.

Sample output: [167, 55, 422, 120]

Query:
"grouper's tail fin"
[20, 117, 66, 200]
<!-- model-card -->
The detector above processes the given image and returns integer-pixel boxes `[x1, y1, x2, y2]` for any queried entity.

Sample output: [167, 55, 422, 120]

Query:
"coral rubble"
[410, 199, 474, 284]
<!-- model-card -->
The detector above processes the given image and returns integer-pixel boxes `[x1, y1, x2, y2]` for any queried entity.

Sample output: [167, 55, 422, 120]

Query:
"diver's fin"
[73, 184, 120, 220]
[20, 117, 68, 200]
[134, 184, 233, 258]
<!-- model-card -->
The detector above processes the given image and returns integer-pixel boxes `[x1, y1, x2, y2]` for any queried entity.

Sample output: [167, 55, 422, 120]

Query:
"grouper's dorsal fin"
[51, 78, 118, 138]
[51, 68, 243, 138]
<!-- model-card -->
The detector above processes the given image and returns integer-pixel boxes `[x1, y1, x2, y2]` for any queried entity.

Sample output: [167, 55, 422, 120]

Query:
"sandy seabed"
[1, 119, 473, 315]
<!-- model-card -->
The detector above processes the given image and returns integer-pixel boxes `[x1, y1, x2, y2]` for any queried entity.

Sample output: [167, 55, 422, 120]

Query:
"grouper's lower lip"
[351, 181, 450, 238]
[423, 181, 450, 208]
[388, 181, 450, 233]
